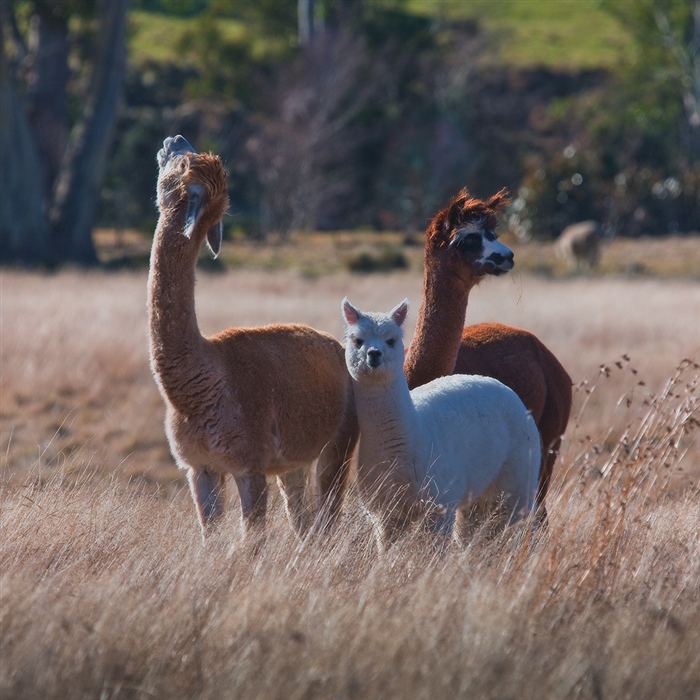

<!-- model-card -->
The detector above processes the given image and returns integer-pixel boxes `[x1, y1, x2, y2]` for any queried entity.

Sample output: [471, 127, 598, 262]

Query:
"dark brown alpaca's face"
[449, 218, 514, 278]
[426, 189, 513, 283]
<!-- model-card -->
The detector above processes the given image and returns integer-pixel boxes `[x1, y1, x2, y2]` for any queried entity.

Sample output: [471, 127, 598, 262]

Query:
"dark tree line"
[1, 0, 129, 265]
[1, 0, 698, 267]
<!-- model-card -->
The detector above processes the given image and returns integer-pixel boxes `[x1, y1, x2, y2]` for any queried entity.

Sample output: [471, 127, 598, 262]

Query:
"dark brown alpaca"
[404, 189, 572, 519]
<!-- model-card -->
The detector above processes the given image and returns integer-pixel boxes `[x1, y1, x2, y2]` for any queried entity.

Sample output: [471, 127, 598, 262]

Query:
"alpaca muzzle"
[483, 251, 514, 276]
[367, 349, 383, 368]
[157, 135, 197, 169]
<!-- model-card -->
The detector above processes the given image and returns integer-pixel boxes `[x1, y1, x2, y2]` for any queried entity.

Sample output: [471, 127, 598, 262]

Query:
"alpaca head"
[425, 188, 513, 284]
[156, 135, 229, 257]
[342, 298, 409, 385]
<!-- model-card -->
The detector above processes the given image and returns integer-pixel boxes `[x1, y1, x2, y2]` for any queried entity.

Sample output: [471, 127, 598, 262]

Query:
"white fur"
[343, 298, 541, 547]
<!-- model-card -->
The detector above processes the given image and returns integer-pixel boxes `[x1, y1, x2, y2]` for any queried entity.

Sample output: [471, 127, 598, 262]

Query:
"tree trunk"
[0, 15, 51, 264]
[50, 0, 130, 265]
[25, 2, 69, 201]
[298, 0, 316, 46]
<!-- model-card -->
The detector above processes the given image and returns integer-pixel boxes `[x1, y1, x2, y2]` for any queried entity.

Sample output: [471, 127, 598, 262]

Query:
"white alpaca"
[342, 298, 541, 548]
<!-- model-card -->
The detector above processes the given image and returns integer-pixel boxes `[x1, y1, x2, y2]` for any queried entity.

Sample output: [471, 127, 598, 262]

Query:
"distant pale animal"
[555, 220, 603, 270]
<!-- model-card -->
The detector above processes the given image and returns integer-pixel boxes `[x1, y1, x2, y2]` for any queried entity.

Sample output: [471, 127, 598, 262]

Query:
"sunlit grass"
[128, 2, 636, 71]
[408, 0, 637, 69]
[128, 10, 247, 66]
[1, 359, 699, 698]
[1, 249, 699, 697]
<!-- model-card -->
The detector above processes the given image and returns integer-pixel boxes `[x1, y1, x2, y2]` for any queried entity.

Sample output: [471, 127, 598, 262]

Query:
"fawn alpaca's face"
[156, 135, 227, 257]
[342, 298, 408, 384]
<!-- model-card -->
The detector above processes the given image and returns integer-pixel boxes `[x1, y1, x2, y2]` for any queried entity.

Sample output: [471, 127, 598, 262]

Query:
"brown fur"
[404, 188, 572, 519]
[148, 148, 358, 539]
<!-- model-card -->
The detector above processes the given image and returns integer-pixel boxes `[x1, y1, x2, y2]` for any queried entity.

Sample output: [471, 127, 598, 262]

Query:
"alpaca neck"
[404, 259, 475, 390]
[148, 210, 211, 408]
[354, 374, 425, 487]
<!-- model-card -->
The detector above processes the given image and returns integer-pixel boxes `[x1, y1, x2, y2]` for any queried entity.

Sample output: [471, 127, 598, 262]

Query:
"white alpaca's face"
[342, 299, 408, 384]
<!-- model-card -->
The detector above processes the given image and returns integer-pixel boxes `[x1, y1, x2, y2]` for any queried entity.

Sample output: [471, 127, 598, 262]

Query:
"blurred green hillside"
[408, 0, 636, 69]
[130, 1, 636, 70]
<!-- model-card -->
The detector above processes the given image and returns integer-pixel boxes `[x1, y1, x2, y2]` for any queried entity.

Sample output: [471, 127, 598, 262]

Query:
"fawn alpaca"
[148, 136, 358, 539]
[404, 188, 572, 518]
[343, 298, 540, 548]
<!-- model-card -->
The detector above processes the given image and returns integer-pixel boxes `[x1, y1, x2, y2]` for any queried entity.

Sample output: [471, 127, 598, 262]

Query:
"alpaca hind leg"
[427, 507, 456, 550]
[233, 471, 268, 543]
[315, 406, 359, 531]
[536, 434, 562, 526]
[277, 468, 313, 538]
[188, 468, 226, 535]
[453, 507, 476, 548]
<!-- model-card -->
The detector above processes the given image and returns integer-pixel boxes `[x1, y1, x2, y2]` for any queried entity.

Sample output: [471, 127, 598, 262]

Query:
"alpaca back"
[410, 374, 541, 510]
[456, 322, 572, 506]
[211, 324, 352, 465]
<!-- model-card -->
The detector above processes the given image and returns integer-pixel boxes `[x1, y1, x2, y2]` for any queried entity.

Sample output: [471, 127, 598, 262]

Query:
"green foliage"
[111, 0, 697, 239]
[510, 1, 700, 239]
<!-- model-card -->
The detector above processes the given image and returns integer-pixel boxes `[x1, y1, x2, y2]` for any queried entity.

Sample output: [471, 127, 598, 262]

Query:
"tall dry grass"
[1, 265, 699, 698]
[1, 363, 699, 698]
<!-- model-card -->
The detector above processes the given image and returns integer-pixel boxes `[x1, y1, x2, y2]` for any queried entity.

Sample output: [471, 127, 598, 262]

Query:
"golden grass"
[1, 259, 699, 698]
[93, 228, 700, 280]
[1, 263, 699, 485]
[2, 399, 699, 698]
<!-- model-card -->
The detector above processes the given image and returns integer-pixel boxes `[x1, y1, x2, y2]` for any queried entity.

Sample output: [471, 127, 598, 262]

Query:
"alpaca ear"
[390, 299, 409, 327]
[183, 191, 201, 239]
[342, 297, 362, 326]
[486, 188, 510, 213]
[206, 221, 223, 257]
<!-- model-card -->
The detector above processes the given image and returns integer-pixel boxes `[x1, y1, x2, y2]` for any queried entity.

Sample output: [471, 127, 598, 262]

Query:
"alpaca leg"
[277, 468, 313, 538]
[427, 507, 456, 542]
[536, 434, 563, 525]
[234, 471, 268, 537]
[315, 403, 359, 531]
[188, 468, 226, 534]
[453, 507, 476, 548]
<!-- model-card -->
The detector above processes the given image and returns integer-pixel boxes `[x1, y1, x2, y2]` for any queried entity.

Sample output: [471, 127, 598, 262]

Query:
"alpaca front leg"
[277, 468, 313, 538]
[188, 468, 226, 534]
[315, 414, 358, 532]
[234, 472, 268, 537]
[427, 507, 456, 543]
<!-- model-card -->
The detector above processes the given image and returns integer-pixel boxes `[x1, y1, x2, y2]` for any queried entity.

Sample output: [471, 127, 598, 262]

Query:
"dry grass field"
[1, 236, 699, 699]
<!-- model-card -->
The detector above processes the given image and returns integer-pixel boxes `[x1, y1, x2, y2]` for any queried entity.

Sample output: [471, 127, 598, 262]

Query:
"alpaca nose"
[485, 251, 514, 274]
[490, 251, 514, 266]
[367, 349, 382, 367]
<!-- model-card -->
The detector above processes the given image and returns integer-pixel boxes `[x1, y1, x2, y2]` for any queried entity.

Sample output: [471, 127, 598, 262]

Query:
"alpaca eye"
[455, 232, 483, 253]
[387, 338, 396, 348]
[355, 338, 364, 348]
